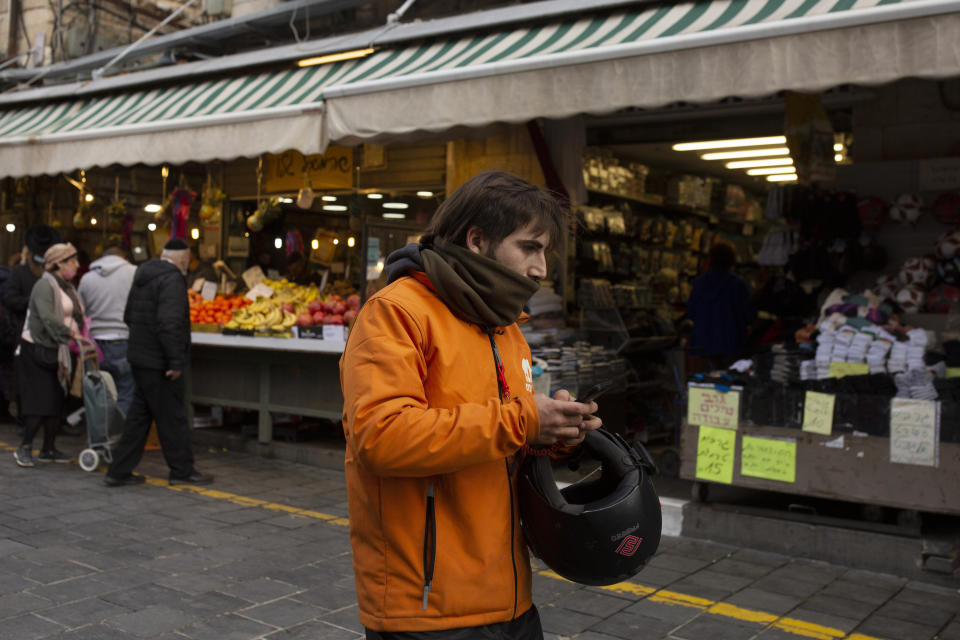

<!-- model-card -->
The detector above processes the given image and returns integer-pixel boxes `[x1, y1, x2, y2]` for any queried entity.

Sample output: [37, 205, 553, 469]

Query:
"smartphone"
[578, 380, 613, 403]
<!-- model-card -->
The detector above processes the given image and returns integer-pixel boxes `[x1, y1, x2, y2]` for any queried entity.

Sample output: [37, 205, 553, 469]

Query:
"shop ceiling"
[1, 0, 959, 179]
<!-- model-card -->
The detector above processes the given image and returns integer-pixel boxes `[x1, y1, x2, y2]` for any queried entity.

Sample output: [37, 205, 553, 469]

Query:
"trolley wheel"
[691, 481, 710, 503]
[78, 449, 99, 472]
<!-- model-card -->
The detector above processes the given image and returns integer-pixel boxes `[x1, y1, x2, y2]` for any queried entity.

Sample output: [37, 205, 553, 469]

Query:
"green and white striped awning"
[1, 0, 958, 177]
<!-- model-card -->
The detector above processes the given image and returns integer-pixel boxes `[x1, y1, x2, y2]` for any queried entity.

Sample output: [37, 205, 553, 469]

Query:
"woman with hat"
[13, 243, 83, 467]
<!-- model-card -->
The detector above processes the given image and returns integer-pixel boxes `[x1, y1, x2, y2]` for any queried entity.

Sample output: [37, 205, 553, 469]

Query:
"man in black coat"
[104, 238, 213, 487]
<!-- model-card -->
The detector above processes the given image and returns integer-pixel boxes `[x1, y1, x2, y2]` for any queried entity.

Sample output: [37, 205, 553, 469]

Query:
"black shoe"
[13, 446, 34, 468]
[104, 473, 147, 487]
[169, 471, 214, 486]
[38, 449, 71, 463]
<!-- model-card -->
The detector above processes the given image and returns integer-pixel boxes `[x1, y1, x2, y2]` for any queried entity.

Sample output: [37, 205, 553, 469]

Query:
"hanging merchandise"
[757, 229, 795, 266]
[154, 166, 172, 227]
[246, 156, 282, 232]
[898, 256, 937, 289]
[169, 183, 195, 240]
[199, 171, 226, 223]
[936, 230, 960, 260]
[889, 193, 924, 225]
[285, 229, 304, 257]
[71, 170, 91, 228]
[297, 167, 315, 209]
[784, 92, 836, 185]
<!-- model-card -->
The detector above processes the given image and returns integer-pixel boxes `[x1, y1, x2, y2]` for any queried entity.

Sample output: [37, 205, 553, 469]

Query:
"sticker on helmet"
[615, 535, 643, 557]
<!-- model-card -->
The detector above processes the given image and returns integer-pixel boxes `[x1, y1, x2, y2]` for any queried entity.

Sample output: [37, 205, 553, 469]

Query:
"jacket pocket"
[422, 484, 436, 611]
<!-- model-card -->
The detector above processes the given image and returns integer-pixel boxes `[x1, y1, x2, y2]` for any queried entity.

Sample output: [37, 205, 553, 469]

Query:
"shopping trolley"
[74, 337, 125, 472]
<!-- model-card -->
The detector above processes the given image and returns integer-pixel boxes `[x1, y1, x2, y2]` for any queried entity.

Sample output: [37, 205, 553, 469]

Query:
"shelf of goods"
[678, 383, 960, 516]
[189, 332, 345, 444]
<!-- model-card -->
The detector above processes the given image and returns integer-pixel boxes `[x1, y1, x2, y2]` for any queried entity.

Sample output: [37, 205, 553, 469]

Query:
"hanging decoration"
[247, 156, 282, 232]
[169, 185, 195, 240]
[199, 170, 226, 222]
[285, 228, 304, 257]
[72, 170, 91, 228]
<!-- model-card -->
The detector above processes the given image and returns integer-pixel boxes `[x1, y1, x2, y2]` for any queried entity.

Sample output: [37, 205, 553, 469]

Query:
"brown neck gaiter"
[420, 238, 539, 329]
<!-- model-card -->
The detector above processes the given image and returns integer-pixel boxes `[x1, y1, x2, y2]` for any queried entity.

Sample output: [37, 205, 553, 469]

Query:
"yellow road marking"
[537, 572, 883, 640]
[0, 439, 885, 640]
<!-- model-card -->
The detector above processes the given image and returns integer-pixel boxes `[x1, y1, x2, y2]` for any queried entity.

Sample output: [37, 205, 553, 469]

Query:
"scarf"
[385, 239, 539, 329]
[40, 271, 74, 392]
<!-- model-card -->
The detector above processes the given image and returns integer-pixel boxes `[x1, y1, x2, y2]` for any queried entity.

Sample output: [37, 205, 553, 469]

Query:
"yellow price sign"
[687, 386, 740, 430]
[802, 391, 835, 435]
[741, 435, 797, 483]
[947, 368, 960, 379]
[828, 362, 869, 378]
[695, 425, 736, 484]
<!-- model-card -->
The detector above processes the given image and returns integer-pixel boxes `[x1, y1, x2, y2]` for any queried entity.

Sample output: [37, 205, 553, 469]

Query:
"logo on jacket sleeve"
[521, 358, 533, 393]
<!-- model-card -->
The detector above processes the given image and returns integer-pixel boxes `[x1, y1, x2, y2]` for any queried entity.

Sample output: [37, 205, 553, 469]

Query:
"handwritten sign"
[263, 147, 354, 192]
[741, 435, 796, 483]
[802, 391, 835, 435]
[687, 386, 740, 430]
[828, 362, 869, 378]
[889, 398, 939, 467]
[695, 425, 736, 484]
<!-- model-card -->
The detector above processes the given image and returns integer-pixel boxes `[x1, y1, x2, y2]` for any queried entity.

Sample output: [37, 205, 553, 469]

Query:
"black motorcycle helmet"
[518, 428, 661, 586]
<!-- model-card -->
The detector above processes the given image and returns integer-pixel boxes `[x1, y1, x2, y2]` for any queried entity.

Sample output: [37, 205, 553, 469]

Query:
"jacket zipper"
[490, 329, 518, 618]
[422, 484, 436, 611]
[505, 458, 519, 619]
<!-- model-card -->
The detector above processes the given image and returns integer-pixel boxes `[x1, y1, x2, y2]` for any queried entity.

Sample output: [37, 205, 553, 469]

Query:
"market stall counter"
[189, 332, 345, 443]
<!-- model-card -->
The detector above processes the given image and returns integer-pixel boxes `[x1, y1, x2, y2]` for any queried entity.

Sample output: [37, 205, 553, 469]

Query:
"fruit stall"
[188, 278, 360, 442]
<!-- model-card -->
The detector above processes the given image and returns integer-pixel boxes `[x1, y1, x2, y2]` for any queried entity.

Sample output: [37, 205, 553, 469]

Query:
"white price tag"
[322, 325, 345, 341]
[200, 281, 218, 301]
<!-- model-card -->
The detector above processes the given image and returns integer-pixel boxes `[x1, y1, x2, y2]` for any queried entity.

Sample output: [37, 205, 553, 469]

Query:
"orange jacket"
[340, 272, 541, 632]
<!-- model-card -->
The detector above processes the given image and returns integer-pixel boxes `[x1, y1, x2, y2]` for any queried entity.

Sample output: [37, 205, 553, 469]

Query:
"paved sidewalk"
[0, 427, 958, 640]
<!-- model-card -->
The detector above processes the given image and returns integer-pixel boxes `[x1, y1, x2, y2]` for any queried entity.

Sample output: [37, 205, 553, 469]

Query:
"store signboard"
[740, 435, 796, 484]
[263, 146, 354, 193]
[889, 398, 940, 467]
[802, 391, 835, 435]
[687, 384, 740, 430]
[695, 425, 735, 485]
[919, 157, 960, 191]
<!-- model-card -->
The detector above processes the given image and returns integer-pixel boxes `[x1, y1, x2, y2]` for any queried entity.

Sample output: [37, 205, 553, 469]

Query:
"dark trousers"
[107, 366, 194, 479]
[365, 606, 543, 640]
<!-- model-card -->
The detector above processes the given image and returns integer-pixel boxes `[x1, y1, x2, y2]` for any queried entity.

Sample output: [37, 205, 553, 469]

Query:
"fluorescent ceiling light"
[416, 191, 434, 197]
[321, 195, 337, 202]
[726, 158, 794, 169]
[323, 204, 348, 212]
[383, 212, 406, 219]
[297, 48, 375, 68]
[366, 193, 383, 199]
[277, 197, 293, 204]
[701, 147, 790, 160]
[144, 203, 162, 213]
[767, 173, 799, 182]
[673, 136, 786, 151]
[747, 167, 799, 176]
[383, 202, 409, 210]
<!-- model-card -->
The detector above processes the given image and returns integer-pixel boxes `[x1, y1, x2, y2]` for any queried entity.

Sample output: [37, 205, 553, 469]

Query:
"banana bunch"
[225, 304, 297, 332]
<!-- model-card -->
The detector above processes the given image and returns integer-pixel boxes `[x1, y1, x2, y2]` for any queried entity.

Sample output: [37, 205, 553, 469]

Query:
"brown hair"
[421, 171, 567, 251]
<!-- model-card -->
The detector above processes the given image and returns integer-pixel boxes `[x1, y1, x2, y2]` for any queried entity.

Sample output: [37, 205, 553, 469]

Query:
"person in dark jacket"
[687, 242, 756, 371]
[104, 238, 213, 487]
[2, 225, 61, 428]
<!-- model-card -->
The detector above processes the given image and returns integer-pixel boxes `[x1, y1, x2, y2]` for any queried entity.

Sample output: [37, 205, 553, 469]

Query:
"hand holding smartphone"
[578, 380, 613, 404]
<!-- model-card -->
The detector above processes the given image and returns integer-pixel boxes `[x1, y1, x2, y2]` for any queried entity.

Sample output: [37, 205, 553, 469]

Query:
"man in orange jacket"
[340, 172, 601, 640]
[340, 171, 602, 639]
